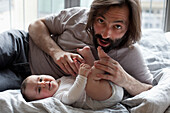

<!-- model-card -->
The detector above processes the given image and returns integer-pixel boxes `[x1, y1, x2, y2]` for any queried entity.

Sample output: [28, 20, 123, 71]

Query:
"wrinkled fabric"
[0, 30, 31, 91]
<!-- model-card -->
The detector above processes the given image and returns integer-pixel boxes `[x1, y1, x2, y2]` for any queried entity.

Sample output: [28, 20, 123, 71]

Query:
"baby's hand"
[78, 63, 91, 77]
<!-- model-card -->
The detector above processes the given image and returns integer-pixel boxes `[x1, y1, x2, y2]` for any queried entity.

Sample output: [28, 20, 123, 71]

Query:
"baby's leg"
[78, 46, 113, 101]
[77, 46, 95, 66]
[85, 66, 113, 101]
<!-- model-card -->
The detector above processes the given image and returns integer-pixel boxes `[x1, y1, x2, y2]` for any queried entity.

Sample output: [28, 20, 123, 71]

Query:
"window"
[0, 0, 64, 32]
[0, 0, 168, 32]
[38, 0, 64, 17]
[0, 0, 37, 32]
[0, 0, 11, 32]
[141, 0, 166, 29]
[80, 0, 93, 8]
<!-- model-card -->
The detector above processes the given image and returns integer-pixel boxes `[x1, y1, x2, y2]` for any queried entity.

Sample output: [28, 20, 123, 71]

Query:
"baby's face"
[25, 75, 59, 100]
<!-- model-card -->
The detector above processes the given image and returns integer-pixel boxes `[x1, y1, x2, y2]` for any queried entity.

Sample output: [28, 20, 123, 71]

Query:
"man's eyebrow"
[98, 14, 106, 19]
[113, 20, 125, 24]
[98, 14, 126, 24]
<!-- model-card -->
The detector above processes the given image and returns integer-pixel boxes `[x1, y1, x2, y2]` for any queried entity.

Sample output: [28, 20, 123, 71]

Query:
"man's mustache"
[93, 34, 125, 53]
[95, 34, 112, 42]
[93, 34, 113, 53]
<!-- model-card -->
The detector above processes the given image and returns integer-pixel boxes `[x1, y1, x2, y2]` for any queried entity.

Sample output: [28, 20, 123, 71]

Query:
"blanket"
[122, 29, 170, 113]
[0, 29, 170, 113]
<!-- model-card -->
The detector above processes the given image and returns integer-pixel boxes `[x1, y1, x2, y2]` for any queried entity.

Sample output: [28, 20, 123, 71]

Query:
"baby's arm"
[61, 64, 90, 105]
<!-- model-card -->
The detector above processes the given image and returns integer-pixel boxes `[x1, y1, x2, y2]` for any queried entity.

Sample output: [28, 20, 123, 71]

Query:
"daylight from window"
[0, 0, 166, 32]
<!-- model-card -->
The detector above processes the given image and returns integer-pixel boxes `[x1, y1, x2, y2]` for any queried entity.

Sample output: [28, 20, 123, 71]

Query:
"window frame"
[64, 0, 80, 8]
[164, 0, 170, 32]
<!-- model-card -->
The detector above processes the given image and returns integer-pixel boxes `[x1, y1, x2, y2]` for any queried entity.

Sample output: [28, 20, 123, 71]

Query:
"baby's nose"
[38, 81, 49, 87]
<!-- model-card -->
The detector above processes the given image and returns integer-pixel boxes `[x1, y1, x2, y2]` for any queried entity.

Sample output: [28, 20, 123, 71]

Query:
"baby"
[21, 46, 123, 110]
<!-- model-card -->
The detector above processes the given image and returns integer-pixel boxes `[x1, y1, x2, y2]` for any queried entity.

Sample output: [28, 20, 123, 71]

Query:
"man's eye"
[115, 25, 122, 29]
[98, 19, 104, 23]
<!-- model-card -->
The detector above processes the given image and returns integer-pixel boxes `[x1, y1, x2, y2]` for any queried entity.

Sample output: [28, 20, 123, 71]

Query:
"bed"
[0, 29, 170, 113]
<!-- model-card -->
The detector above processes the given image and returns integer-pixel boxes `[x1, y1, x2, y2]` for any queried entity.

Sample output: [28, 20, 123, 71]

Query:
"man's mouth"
[93, 33, 125, 52]
[93, 34, 114, 53]
[97, 38, 111, 47]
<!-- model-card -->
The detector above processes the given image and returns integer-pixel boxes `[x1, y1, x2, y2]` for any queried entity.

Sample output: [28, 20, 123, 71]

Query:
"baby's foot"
[77, 46, 95, 66]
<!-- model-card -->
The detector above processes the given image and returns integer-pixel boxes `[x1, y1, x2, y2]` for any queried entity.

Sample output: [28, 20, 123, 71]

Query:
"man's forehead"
[97, 5, 129, 24]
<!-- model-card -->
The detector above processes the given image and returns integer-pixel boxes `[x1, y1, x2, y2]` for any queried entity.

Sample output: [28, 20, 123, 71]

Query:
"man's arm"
[29, 18, 60, 58]
[122, 74, 152, 96]
[28, 18, 84, 76]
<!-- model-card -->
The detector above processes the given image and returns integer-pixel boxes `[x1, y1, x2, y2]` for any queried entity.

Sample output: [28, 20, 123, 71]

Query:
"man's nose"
[102, 27, 111, 39]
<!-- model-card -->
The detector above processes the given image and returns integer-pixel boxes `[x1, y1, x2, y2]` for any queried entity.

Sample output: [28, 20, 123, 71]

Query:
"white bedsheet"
[0, 29, 170, 113]
[0, 90, 128, 113]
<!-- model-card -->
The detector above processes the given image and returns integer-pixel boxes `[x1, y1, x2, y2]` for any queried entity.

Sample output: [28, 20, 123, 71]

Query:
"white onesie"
[53, 75, 123, 110]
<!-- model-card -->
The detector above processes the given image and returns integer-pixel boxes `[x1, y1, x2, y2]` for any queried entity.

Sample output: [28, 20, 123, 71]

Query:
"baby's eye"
[38, 87, 41, 93]
[39, 77, 43, 82]
[115, 25, 122, 29]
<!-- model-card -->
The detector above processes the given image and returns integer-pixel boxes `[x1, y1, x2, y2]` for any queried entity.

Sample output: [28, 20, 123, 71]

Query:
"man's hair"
[86, 0, 141, 48]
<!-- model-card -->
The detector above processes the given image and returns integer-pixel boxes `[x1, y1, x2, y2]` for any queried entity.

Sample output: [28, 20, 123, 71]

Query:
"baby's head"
[21, 75, 59, 101]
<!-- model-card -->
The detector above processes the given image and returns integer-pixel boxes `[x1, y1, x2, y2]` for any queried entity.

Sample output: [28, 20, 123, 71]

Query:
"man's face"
[24, 75, 59, 100]
[93, 5, 129, 52]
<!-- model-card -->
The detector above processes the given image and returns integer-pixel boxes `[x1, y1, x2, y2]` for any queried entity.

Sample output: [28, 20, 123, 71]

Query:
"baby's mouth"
[49, 81, 51, 90]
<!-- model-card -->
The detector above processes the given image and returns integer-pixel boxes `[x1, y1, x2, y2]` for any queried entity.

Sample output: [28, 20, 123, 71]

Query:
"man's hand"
[94, 46, 152, 96]
[94, 46, 129, 87]
[52, 50, 85, 76]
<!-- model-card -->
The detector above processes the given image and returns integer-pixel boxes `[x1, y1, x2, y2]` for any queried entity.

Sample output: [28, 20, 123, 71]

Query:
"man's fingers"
[57, 62, 69, 74]
[64, 62, 76, 76]
[58, 57, 76, 76]
[96, 73, 113, 81]
[73, 54, 85, 63]
[73, 57, 80, 69]
[97, 46, 109, 59]
[67, 56, 78, 74]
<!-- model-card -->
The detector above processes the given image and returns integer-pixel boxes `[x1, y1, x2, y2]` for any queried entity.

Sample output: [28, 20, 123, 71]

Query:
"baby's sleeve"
[61, 75, 87, 105]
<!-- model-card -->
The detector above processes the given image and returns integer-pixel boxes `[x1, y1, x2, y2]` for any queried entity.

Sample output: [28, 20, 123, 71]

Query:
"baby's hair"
[20, 78, 30, 102]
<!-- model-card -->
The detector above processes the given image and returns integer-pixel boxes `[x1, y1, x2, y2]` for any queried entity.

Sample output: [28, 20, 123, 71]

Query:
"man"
[28, 0, 153, 96]
[0, 0, 152, 96]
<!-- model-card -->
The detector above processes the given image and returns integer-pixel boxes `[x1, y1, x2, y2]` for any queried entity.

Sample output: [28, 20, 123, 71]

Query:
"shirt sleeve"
[61, 75, 87, 105]
[44, 7, 84, 35]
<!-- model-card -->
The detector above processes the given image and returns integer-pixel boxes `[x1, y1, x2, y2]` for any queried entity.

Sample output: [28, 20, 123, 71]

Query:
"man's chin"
[99, 45, 112, 53]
